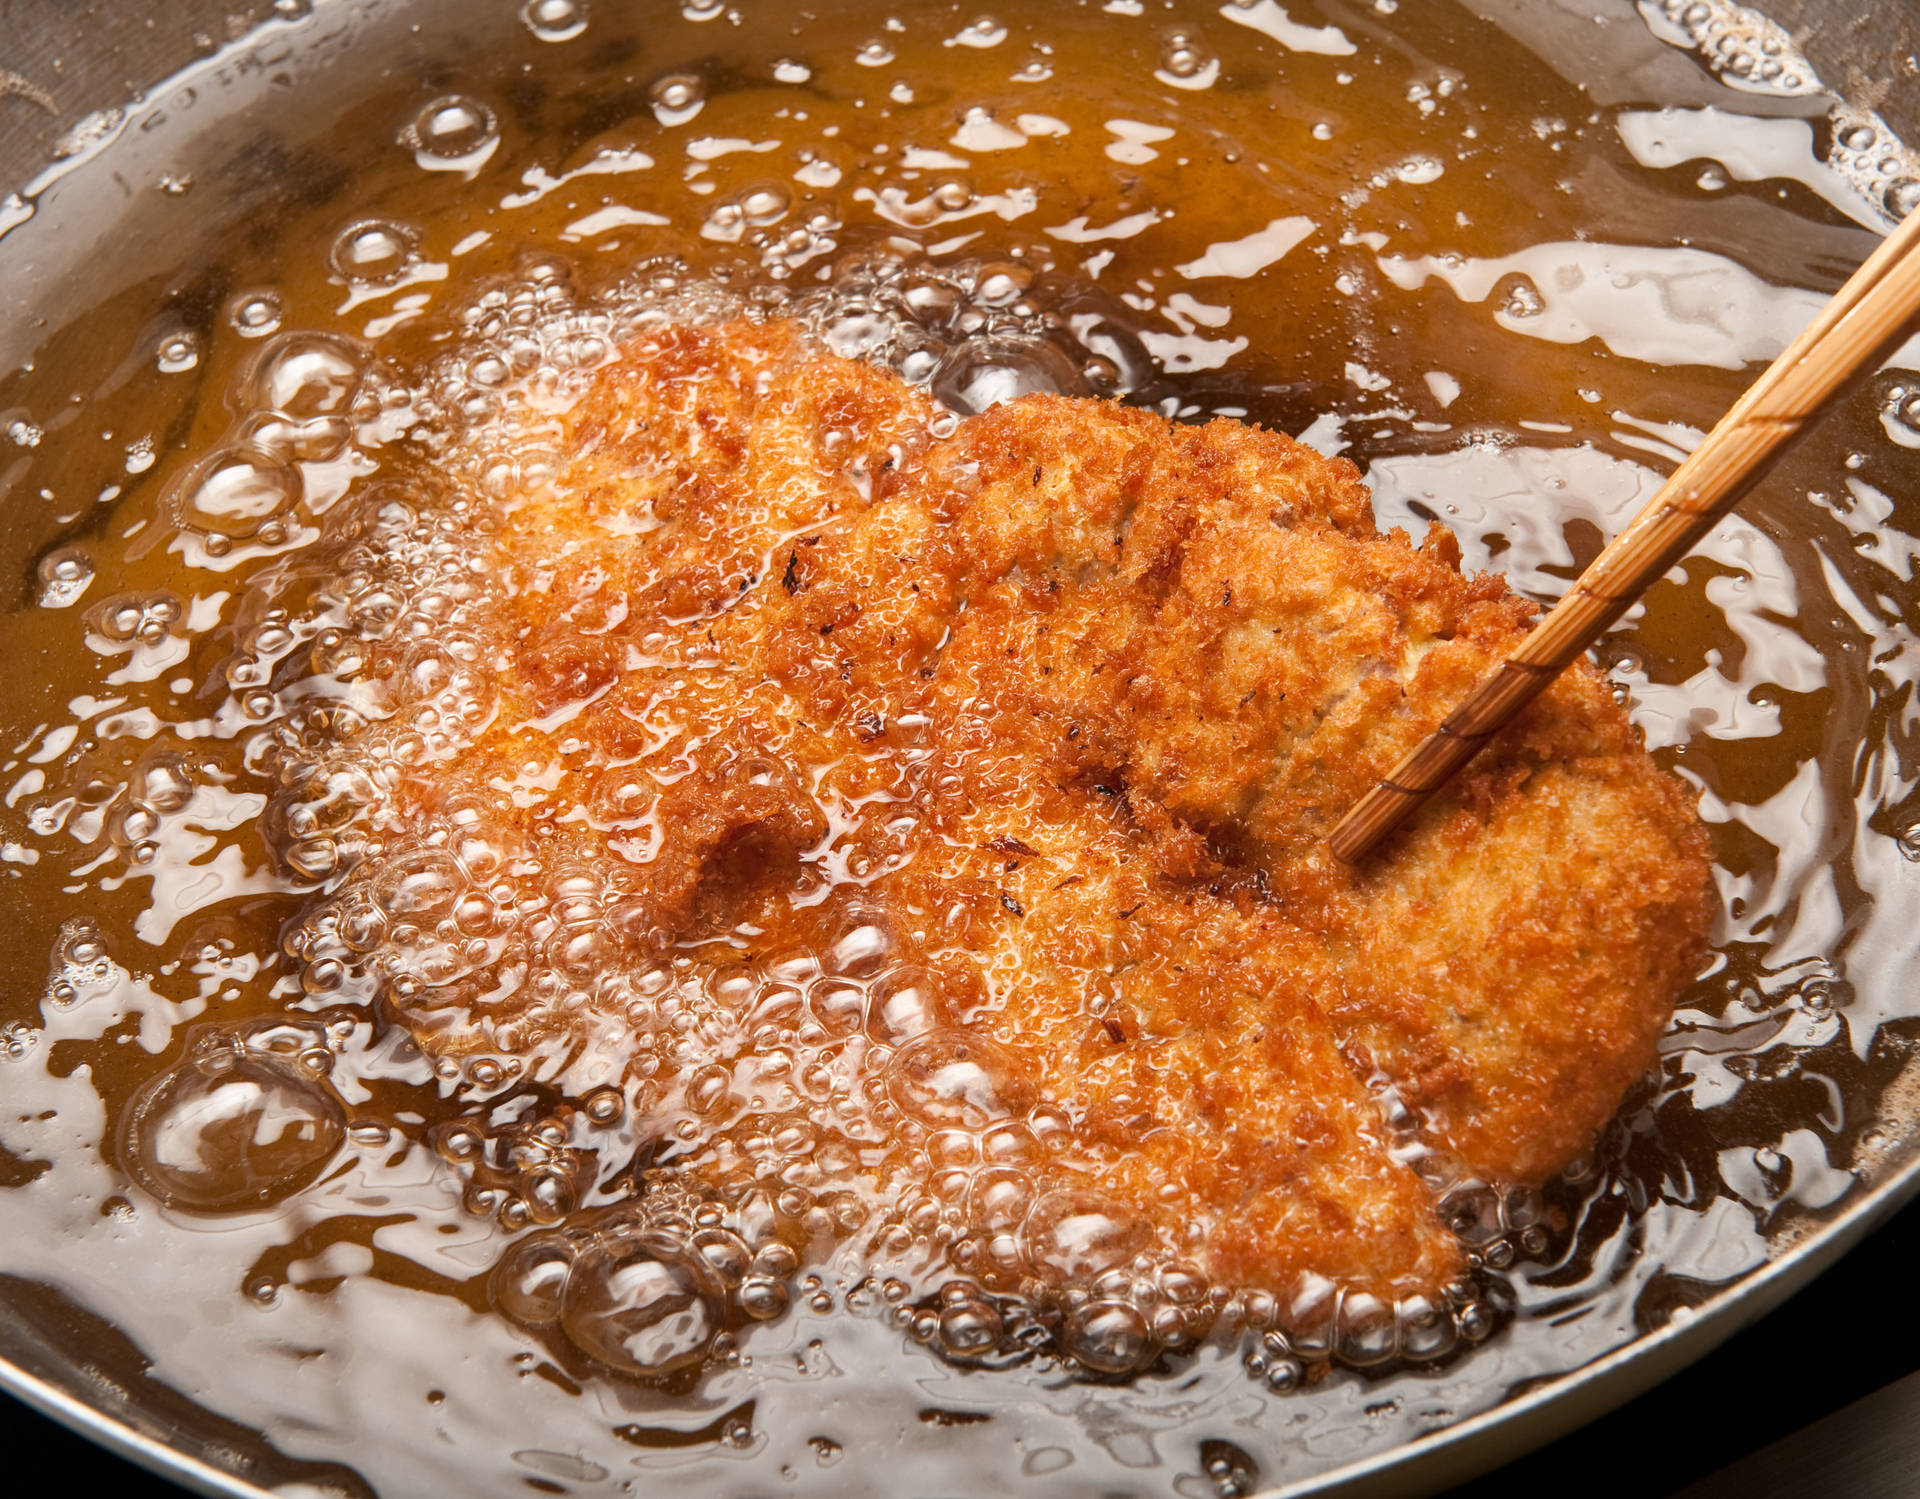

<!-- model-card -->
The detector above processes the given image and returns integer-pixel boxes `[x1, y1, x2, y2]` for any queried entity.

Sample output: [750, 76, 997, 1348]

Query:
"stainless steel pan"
[2, 2, 1917, 1494]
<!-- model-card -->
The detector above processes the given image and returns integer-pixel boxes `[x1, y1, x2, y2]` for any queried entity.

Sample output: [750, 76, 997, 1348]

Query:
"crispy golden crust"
[384, 319, 1712, 1302]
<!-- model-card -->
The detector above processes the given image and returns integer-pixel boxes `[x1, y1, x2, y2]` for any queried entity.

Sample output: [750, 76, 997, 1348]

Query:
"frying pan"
[2, 1, 1918, 1494]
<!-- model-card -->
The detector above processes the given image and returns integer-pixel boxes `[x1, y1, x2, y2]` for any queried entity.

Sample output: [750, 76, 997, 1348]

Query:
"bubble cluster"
[36, 547, 95, 609]
[78, 247, 1540, 1384]
[150, 331, 369, 566]
[792, 257, 1144, 400]
[492, 1200, 799, 1379]
[1648, 0, 1815, 94]
[1648, 0, 1919, 223]
[86, 590, 185, 650]
[1493, 272, 1545, 321]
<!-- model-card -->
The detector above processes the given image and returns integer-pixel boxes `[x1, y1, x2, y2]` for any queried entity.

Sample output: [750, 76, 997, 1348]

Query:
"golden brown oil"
[1, 0, 1919, 1493]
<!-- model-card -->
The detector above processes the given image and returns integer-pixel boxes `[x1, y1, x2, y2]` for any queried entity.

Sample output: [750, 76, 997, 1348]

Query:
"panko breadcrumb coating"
[367, 318, 1712, 1314]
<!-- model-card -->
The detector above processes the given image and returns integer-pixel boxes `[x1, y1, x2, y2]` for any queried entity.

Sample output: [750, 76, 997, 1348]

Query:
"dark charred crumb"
[781, 549, 801, 595]
[1117, 902, 1145, 920]
[918, 1409, 992, 1427]
[986, 834, 1039, 857]
[1031, 464, 1043, 486]
[855, 711, 886, 740]
[1102, 1018, 1125, 1044]
[999, 893, 1025, 917]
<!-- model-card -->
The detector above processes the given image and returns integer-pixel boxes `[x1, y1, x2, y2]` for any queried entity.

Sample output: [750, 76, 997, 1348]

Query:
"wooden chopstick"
[1328, 206, 1920, 865]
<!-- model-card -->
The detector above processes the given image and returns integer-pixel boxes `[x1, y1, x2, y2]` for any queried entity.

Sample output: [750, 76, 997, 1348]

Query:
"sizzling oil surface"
[1, 0, 1919, 1494]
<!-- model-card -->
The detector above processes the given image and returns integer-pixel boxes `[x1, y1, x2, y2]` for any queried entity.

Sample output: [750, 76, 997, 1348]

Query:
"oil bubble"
[1397, 1292, 1457, 1360]
[88, 590, 184, 650]
[1063, 1300, 1151, 1375]
[156, 331, 200, 373]
[1888, 178, 1920, 219]
[930, 337, 1089, 414]
[1027, 1191, 1153, 1284]
[741, 185, 791, 225]
[133, 751, 195, 813]
[1199, 1439, 1260, 1497]
[491, 1235, 577, 1326]
[36, 547, 95, 609]
[175, 446, 302, 539]
[972, 263, 1031, 306]
[737, 1274, 790, 1320]
[1334, 1290, 1397, 1365]
[561, 1229, 725, 1377]
[886, 1031, 1031, 1127]
[330, 220, 418, 285]
[934, 1291, 1003, 1359]
[251, 333, 364, 419]
[1494, 272, 1545, 319]
[953, 17, 1008, 48]
[650, 73, 707, 127]
[866, 967, 947, 1044]
[119, 1044, 345, 1212]
[404, 95, 501, 176]
[1882, 385, 1920, 448]
[691, 1227, 751, 1284]
[1156, 31, 1218, 89]
[521, 0, 588, 42]
[826, 913, 894, 977]
[0, 1022, 36, 1063]
[228, 291, 284, 339]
